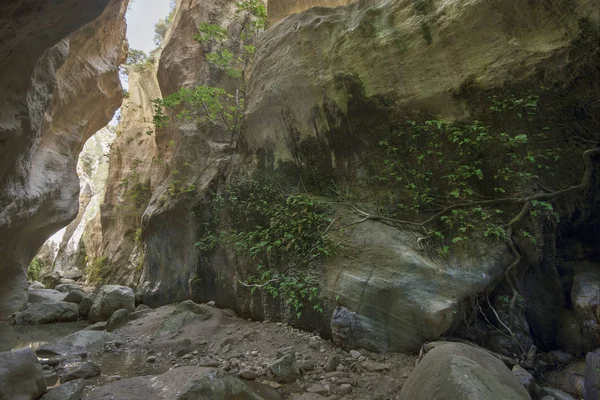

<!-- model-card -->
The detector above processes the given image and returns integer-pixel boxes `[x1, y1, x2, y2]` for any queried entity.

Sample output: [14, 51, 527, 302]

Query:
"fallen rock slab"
[0, 348, 46, 400]
[62, 362, 101, 382]
[15, 302, 79, 324]
[400, 342, 531, 400]
[29, 289, 65, 304]
[41, 379, 86, 400]
[36, 330, 121, 357]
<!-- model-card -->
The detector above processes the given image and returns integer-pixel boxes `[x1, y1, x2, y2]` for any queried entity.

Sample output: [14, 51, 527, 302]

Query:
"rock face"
[36, 330, 121, 357]
[15, 302, 79, 325]
[89, 285, 135, 323]
[400, 342, 531, 400]
[41, 379, 86, 400]
[0, 348, 46, 400]
[0, 0, 128, 320]
[571, 263, 600, 351]
[267, 0, 356, 25]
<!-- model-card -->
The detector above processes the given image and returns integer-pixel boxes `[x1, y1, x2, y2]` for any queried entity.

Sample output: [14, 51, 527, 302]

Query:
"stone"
[540, 387, 576, 400]
[62, 362, 101, 382]
[360, 359, 390, 372]
[41, 273, 62, 290]
[153, 300, 212, 337]
[267, 0, 356, 25]
[106, 309, 130, 332]
[239, 370, 258, 380]
[269, 352, 299, 383]
[512, 365, 534, 394]
[55, 283, 84, 294]
[63, 289, 87, 304]
[45, 371, 59, 386]
[349, 350, 360, 359]
[146, 356, 157, 363]
[29, 281, 46, 289]
[89, 285, 135, 323]
[129, 309, 152, 320]
[172, 339, 194, 357]
[36, 330, 121, 357]
[307, 383, 328, 394]
[338, 383, 352, 395]
[62, 269, 84, 281]
[41, 379, 86, 400]
[207, 301, 216, 307]
[571, 264, 600, 350]
[324, 354, 340, 372]
[15, 302, 79, 324]
[0, 348, 46, 400]
[78, 294, 96, 319]
[400, 342, 530, 399]
[29, 289, 66, 304]
[135, 304, 151, 311]
[300, 359, 316, 372]
[585, 351, 600, 400]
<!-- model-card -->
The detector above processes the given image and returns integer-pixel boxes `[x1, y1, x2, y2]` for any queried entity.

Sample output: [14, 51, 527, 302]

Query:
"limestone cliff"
[93, 0, 599, 353]
[0, 0, 128, 319]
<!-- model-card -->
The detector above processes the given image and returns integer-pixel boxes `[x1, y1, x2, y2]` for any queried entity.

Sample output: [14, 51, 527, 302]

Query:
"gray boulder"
[41, 272, 61, 289]
[41, 379, 86, 400]
[89, 285, 135, 323]
[29, 281, 46, 289]
[106, 309, 130, 332]
[55, 283, 84, 293]
[62, 269, 84, 281]
[63, 289, 87, 304]
[269, 349, 299, 383]
[400, 342, 531, 400]
[153, 300, 211, 337]
[62, 362, 101, 382]
[36, 330, 121, 357]
[78, 294, 96, 319]
[15, 302, 79, 324]
[571, 264, 600, 350]
[0, 348, 46, 400]
[28, 289, 65, 304]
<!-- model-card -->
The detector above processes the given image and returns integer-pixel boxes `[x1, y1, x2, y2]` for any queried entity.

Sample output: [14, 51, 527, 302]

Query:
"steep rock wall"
[267, 0, 356, 25]
[0, 0, 128, 318]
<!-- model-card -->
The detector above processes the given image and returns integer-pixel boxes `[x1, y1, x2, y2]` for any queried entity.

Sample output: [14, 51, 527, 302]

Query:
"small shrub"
[27, 258, 44, 282]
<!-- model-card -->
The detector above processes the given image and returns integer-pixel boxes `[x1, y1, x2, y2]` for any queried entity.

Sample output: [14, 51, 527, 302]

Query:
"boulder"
[89, 285, 135, 323]
[512, 365, 535, 394]
[15, 302, 79, 324]
[62, 362, 101, 382]
[55, 283, 84, 293]
[269, 351, 299, 383]
[63, 289, 87, 304]
[0, 348, 46, 400]
[29, 281, 46, 289]
[36, 330, 121, 357]
[153, 300, 211, 337]
[78, 294, 96, 319]
[41, 379, 86, 400]
[41, 273, 61, 290]
[29, 289, 65, 304]
[106, 309, 130, 332]
[62, 269, 84, 281]
[400, 342, 531, 400]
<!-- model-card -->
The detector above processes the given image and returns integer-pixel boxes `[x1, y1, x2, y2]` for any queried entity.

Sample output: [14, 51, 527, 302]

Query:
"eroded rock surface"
[0, 348, 46, 400]
[0, 0, 128, 319]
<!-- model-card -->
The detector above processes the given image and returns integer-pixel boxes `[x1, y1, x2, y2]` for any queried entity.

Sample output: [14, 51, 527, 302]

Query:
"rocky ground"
[0, 281, 598, 400]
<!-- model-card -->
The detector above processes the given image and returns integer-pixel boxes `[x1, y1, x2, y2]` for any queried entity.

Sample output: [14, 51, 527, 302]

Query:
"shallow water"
[0, 320, 90, 352]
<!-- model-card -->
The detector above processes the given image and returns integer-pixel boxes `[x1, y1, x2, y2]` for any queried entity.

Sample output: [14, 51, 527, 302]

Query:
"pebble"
[207, 301, 216, 307]
[239, 370, 258, 380]
[146, 356, 157, 363]
[339, 383, 353, 395]
[349, 350, 361, 359]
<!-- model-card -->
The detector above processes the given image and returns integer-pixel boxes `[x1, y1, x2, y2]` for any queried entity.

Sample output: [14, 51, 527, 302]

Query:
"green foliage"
[372, 94, 565, 250]
[126, 48, 148, 65]
[134, 228, 143, 244]
[88, 256, 109, 284]
[119, 158, 151, 212]
[27, 258, 44, 282]
[195, 180, 332, 315]
[154, 0, 176, 47]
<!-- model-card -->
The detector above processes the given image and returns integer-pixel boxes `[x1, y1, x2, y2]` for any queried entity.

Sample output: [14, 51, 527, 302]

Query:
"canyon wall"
[267, 0, 357, 25]
[73, 0, 599, 353]
[0, 0, 128, 319]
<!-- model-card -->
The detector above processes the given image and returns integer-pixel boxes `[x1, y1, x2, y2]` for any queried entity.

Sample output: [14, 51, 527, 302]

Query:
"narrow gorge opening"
[1, 1, 599, 399]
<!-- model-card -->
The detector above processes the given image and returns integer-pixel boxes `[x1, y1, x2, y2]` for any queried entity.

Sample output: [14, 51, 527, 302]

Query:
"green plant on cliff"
[152, 0, 266, 142]
[27, 257, 44, 282]
[195, 180, 332, 316]
[118, 158, 151, 212]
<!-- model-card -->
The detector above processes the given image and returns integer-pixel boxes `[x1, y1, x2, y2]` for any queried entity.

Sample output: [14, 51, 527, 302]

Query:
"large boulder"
[36, 330, 121, 357]
[61, 362, 101, 383]
[41, 379, 86, 400]
[63, 289, 87, 304]
[106, 309, 130, 332]
[15, 302, 79, 325]
[0, 348, 46, 400]
[28, 289, 65, 304]
[78, 293, 96, 319]
[585, 351, 600, 400]
[153, 300, 212, 337]
[89, 285, 135, 323]
[400, 342, 531, 400]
